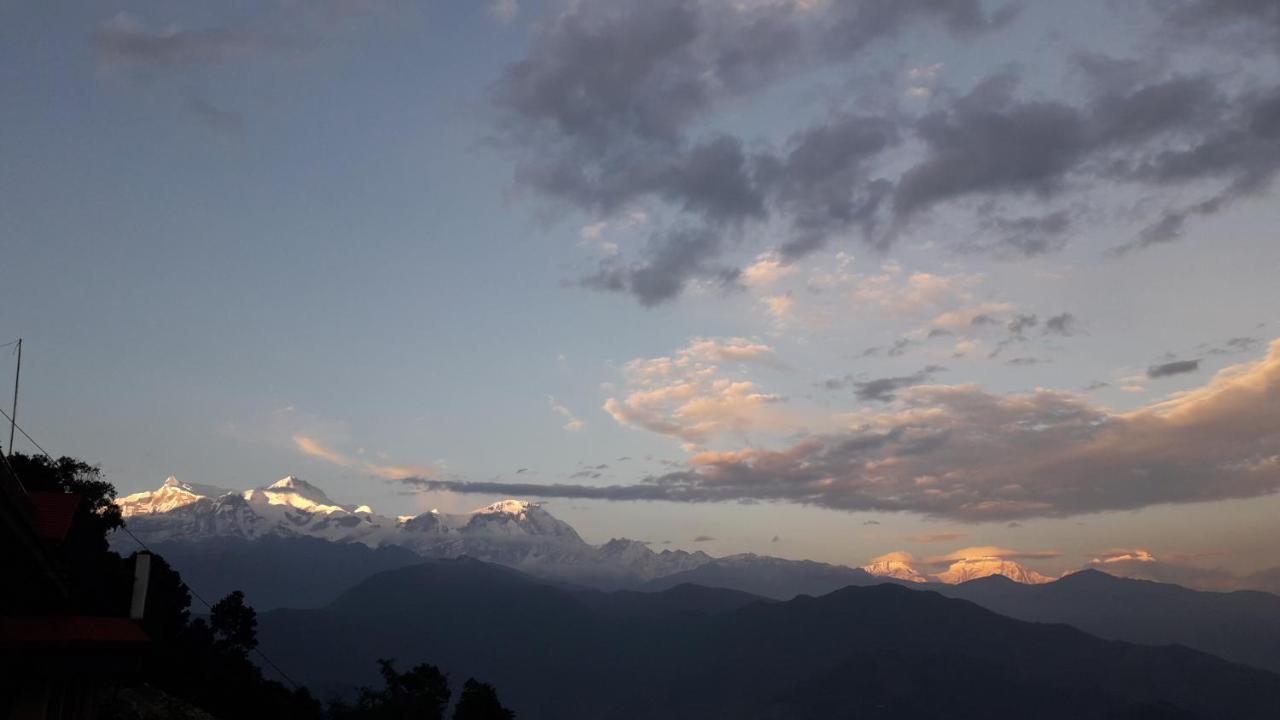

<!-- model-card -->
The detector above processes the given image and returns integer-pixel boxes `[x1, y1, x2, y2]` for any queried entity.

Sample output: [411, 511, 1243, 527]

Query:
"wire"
[114, 525, 305, 691]
[3, 411, 304, 691]
[0, 406, 52, 458]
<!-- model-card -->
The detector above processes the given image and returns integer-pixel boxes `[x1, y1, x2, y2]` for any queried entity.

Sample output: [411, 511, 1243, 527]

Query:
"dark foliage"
[453, 679, 516, 720]
[6, 452, 320, 719]
[330, 659, 451, 720]
[258, 558, 1280, 719]
[211, 590, 259, 655]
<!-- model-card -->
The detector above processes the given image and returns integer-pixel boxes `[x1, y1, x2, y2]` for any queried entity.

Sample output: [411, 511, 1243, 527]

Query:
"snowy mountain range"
[116, 476, 710, 587]
[117, 475, 1055, 589]
[861, 552, 1053, 585]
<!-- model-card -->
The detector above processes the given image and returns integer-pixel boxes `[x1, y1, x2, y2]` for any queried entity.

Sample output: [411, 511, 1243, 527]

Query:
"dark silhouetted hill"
[641, 553, 878, 599]
[930, 568, 1280, 674]
[256, 558, 1280, 719]
[146, 536, 423, 610]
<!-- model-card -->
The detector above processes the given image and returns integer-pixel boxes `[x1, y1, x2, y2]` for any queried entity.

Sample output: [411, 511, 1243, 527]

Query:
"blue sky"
[3, 0, 1280, 586]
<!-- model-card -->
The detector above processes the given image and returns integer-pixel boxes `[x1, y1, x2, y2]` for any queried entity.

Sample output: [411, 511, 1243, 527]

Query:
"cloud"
[902, 532, 967, 544]
[1209, 337, 1262, 355]
[92, 13, 258, 68]
[868, 550, 917, 564]
[921, 546, 1061, 568]
[549, 396, 586, 431]
[850, 365, 946, 403]
[488, 0, 519, 23]
[761, 294, 796, 325]
[497, 1, 1280, 305]
[496, 0, 1015, 305]
[740, 251, 793, 288]
[1044, 313, 1079, 337]
[1147, 359, 1200, 378]
[293, 435, 441, 481]
[692, 535, 715, 542]
[962, 211, 1073, 258]
[680, 337, 780, 365]
[404, 339, 1280, 522]
[579, 226, 738, 306]
[602, 337, 794, 446]
[852, 268, 985, 317]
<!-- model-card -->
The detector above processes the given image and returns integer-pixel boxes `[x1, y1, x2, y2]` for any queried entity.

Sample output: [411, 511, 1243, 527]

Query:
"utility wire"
[0, 406, 51, 459]
[2, 410, 304, 691]
[114, 524, 305, 691]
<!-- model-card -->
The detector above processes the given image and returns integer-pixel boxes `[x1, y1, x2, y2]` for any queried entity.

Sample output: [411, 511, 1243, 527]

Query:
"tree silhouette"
[210, 589, 259, 655]
[453, 679, 515, 720]
[332, 659, 452, 720]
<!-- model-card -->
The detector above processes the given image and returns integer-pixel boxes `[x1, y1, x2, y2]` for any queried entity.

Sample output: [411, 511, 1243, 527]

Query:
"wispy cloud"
[293, 435, 440, 480]
[549, 396, 586, 431]
[399, 339, 1280, 522]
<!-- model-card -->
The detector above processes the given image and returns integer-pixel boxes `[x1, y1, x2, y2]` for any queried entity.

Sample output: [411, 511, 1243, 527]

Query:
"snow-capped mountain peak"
[933, 557, 1053, 585]
[119, 476, 230, 516]
[475, 499, 535, 516]
[244, 475, 348, 514]
[862, 554, 928, 583]
[114, 476, 718, 589]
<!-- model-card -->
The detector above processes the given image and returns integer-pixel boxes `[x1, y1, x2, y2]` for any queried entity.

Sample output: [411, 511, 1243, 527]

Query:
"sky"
[2, 0, 1279, 589]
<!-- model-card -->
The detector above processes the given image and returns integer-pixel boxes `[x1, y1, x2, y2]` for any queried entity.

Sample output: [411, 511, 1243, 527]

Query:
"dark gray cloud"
[1005, 357, 1043, 366]
[692, 535, 715, 542]
[1045, 313, 1079, 337]
[92, 14, 257, 68]
[184, 97, 244, 135]
[401, 340, 1280, 522]
[964, 210, 1073, 258]
[495, 0, 1015, 305]
[490, 1, 1280, 306]
[1148, 359, 1201, 378]
[989, 313, 1039, 357]
[1210, 337, 1263, 355]
[1162, 0, 1280, 46]
[579, 226, 737, 306]
[852, 365, 946, 402]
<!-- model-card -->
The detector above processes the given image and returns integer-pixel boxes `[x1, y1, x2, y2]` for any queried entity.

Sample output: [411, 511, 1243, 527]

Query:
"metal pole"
[8, 338, 19, 458]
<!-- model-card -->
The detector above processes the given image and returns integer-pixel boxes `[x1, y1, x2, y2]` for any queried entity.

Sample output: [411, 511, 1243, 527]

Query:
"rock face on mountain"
[256, 557, 1280, 720]
[117, 476, 710, 589]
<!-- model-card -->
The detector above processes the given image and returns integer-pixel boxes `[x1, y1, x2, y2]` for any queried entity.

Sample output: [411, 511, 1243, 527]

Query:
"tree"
[453, 679, 516, 720]
[7, 453, 122, 543]
[4, 451, 319, 719]
[333, 659, 451, 720]
[6, 452, 126, 613]
[210, 589, 259, 655]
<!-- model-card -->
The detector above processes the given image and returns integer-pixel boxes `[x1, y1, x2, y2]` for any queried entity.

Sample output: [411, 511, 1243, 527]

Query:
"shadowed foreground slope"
[258, 558, 1280, 720]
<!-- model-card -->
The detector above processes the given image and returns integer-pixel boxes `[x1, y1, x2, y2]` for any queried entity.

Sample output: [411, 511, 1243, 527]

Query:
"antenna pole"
[8, 338, 20, 458]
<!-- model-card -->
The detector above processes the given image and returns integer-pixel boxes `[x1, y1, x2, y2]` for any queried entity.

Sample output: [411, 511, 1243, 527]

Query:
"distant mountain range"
[118, 476, 711, 589]
[116, 476, 1058, 592]
[254, 556, 1280, 719]
[116, 476, 1280, 705]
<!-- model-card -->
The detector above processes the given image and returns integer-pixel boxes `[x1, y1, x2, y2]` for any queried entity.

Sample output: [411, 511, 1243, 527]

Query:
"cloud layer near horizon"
[396, 339, 1280, 522]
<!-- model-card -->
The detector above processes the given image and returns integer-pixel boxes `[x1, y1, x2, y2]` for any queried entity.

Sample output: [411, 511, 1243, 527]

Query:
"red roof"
[0, 616, 149, 650]
[27, 491, 81, 541]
